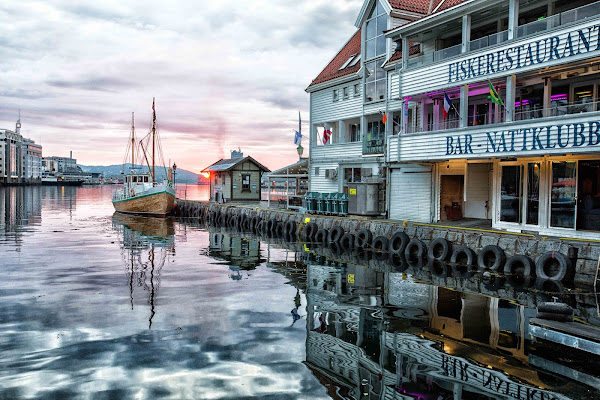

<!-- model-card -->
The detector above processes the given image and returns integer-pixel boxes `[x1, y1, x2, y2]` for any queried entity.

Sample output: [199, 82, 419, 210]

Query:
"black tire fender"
[504, 255, 534, 278]
[535, 251, 570, 282]
[339, 233, 354, 252]
[537, 301, 573, 315]
[404, 238, 426, 268]
[372, 236, 389, 252]
[284, 220, 296, 238]
[535, 311, 573, 322]
[354, 229, 373, 249]
[302, 222, 318, 242]
[275, 222, 285, 237]
[389, 231, 410, 254]
[315, 229, 329, 246]
[477, 245, 506, 271]
[428, 259, 450, 278]
[328, 225, 345, 244]
[450, 246, 476, 267]
[428, 238, 452, 261]
[389, 253, 409, 272]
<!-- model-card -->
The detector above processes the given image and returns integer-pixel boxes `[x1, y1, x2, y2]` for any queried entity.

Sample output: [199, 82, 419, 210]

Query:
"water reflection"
[206, 229, 263, 279]
[112, 213, 175, 329]
[303, 257, 600, 400]
[0, 186, 42, 240]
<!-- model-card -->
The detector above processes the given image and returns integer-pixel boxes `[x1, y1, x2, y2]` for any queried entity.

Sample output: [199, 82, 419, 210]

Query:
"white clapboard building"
[307, 0, 600, 238]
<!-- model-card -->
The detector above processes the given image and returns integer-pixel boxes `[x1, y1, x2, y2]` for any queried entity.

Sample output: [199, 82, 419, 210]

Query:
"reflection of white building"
[308, 0, 600, 238]
[304, 262, 579, 399]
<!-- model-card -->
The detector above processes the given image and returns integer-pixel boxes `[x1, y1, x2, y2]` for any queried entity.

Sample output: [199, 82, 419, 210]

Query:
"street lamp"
[296, 144, 304, 159]
[172, 162, 177, 187]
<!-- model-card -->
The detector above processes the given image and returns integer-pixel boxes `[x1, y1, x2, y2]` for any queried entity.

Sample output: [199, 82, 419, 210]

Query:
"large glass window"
[526, 163, 540, 225]
[551, 161, 577, 229]
[364, 1, 387, 102]
[500, 165, 522, 223]
[350, 123, 361, 142]
[364, 121, 385, 154]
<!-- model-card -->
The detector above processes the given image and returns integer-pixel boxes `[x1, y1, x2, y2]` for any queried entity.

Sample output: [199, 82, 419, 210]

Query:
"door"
[550, 161, 577, 229]
[466, 163, 491, 219]
[440, 175, 464, 221]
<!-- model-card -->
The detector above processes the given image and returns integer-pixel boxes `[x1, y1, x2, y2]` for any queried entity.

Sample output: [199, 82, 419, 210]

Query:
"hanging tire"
[218, 213, 227, 226]
[389, 231, 409, 255]
[315, 229, 328, 246]
[284, 220, 296, 238]
[389, 253, 409, 272]
[339, 233, 354, 252]
[328, 225, 345, 244]
[450, 247, 476, 267]
[242, 216, 251, 231]
[251, 216, 260, 233]
[355, 248, 372, 265]
[355, 229, 373, 249]
[266, 219, 277, 234]
[535, 251, 570, 282]
[404, 238, 426, 268]
[372, 236, 389, 252]
[302, 222, 318, 242]
[428, 238, 452, 261]
[428, 259, 450, 278]
[477, 245, 506, 271]
[260, 220, 270, 236]
[482, 271, 504, 291]
[208, 212, 215, 225]
[328, 242, 342, 256]
[275, 222, 285, 237]
[504, 254, 534, 278]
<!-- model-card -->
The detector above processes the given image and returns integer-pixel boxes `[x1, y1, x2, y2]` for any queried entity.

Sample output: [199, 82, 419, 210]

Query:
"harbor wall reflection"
[304, 260, 598, 400]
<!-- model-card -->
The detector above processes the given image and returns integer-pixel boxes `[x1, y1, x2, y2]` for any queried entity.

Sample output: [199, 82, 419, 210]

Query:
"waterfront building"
[42, 152, 78, 175]
[201, 150, 270, 202]
[0, 118, 42, 185]
[307, 0, 600, 238]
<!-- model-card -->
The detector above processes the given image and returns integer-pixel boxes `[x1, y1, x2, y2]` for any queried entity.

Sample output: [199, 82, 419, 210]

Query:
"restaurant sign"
[448, 24, 600, 83]
[446, 121, 600, 156]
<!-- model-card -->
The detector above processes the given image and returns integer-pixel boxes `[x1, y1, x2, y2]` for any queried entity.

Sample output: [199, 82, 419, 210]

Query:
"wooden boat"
[112, 99, 176, 216]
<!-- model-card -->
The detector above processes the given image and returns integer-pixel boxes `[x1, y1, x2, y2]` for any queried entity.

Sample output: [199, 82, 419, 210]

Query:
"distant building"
[202, 150, 270, 202]
[0, 118, 42, 185]
[42, 152, 78, 174]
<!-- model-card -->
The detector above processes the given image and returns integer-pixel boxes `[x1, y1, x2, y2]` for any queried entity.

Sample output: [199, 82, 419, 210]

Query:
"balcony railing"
[405, 0, 600, 70]
[363, 138, 385, 154]
[514, 100, 600, 121]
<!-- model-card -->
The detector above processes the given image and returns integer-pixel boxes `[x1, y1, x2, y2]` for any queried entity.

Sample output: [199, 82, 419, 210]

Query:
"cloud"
[0, 0, 361, 172]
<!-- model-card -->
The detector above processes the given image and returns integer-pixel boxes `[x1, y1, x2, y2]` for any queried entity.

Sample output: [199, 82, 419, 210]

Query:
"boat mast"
[152, 98, 156, 182]
[131, 112, 135, 170]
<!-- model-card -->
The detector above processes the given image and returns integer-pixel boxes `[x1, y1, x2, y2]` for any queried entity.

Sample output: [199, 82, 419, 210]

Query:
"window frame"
[333, 89, 339, 102]
[241, 173, 251, 192]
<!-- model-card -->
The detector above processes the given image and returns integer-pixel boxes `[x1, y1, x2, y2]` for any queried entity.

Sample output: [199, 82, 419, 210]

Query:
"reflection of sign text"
[347, 274, 355, 284]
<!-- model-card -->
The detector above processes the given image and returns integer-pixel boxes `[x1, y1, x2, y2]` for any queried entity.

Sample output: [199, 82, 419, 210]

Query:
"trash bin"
[339, 193, 348, 215]
[316, 193, 326, 213]
[323, 193, 333, 214]
[331, 193, 341, 215]
[304, 192, 316, 212]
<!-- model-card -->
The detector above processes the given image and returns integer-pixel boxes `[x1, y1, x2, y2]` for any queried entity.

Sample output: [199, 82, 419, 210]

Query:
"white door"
[465, 163, 491, 219]
[389, 166, 432, 222]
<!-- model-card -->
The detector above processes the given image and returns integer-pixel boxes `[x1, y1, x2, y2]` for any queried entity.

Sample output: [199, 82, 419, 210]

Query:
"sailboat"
[112, 98, 176, 216]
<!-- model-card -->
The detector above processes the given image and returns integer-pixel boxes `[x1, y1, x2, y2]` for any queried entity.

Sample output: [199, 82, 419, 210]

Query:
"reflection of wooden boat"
[112, 212, 175, 239]
[112, 99, 175, 216]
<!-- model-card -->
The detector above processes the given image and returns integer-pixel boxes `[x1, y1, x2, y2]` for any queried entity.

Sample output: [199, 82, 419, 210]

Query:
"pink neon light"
[551, 94, 568, 101]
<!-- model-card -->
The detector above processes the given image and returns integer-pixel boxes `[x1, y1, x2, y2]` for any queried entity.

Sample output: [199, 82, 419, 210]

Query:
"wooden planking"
[401, 17, 600, 96]
[389, 166, 432, 222]
[310, 161, 340, 193]
[387, 135, 399, 161]
[400, 113, 600, 161]
[113, 191, 175, 215]
[311, 79, 363, 123]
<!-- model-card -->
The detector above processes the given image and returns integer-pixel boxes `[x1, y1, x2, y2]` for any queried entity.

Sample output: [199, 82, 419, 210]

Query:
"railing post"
[508, 0, 519, 40]
[461, 14, 471, 53]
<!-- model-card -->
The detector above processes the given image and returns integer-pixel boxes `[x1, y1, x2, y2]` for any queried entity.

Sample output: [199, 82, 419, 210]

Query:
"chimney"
[230, 149, 243, 159]
[70, 151, 72, 160]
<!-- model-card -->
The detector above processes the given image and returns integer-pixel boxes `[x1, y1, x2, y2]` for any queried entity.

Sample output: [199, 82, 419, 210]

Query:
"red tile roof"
[307, 29, 362, 89]
[385, 42, 421, 65]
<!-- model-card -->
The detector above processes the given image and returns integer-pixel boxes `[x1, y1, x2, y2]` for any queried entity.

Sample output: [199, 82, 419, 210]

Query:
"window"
[350, 54, 361, 67]
[333, 89, 339, 101]
[500, 165, 522, 223]
[365, 60, 386, 102]
[339, 54, 357, 70]
[350, 123, 361, 142]
[315, 167, 320, 176]
[144, 176, 149, 182]
[242, 174, 251, 192]
[354, 83, 360, 97]
[551, 161, 576, 228]
[343, 87, 349, 98]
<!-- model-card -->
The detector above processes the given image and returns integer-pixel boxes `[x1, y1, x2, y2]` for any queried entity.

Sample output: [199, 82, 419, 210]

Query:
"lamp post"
[172, 162, 177, 188]
[296, 144, 304, 160]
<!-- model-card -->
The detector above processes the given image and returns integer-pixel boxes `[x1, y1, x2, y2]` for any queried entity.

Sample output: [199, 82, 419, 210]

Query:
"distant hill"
[79, 163, 199, 184]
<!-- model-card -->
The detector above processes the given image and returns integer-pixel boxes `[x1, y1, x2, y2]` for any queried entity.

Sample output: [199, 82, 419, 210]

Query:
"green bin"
[316, 193, 326, 213]
[323, 193, 333, 214]
[305, 192, 318, 212]
[339, 193, 348, 215]
[331, 193, 341, 215]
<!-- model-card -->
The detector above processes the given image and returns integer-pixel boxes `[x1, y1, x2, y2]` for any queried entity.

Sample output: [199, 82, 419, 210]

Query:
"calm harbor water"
[0, 185, 599, 399]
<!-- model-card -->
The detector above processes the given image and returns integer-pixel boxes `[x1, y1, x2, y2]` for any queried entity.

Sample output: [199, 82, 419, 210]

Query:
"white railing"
[514, 100, 600, 121]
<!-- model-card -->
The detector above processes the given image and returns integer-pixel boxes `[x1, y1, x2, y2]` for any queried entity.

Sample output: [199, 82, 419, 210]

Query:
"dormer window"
[339, 54, 357, 70]
[350, 54, 361, 67]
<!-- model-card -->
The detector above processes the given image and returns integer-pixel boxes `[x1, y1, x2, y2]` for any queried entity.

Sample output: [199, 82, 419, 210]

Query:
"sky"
[0, 0, 362, 172]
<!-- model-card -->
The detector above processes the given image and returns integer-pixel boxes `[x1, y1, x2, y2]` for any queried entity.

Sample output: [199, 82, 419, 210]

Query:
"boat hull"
[113, 190, 175, 216]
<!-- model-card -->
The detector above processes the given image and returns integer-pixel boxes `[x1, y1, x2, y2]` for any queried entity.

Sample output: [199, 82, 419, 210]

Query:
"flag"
[323, 128, 331, 144]
[488, 80, 504, 106]
[443, 92, 452, 119]
[294, 130, 302, 145]
[382, 112, 388, 124]
[152, 98, 156, 125]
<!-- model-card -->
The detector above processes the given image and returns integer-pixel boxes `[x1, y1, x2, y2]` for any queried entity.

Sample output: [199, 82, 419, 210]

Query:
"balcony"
[514, 100, 600, 121]
[363, 138, 385, 155]
[405, 0, 600, 70]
